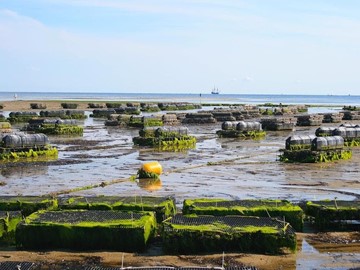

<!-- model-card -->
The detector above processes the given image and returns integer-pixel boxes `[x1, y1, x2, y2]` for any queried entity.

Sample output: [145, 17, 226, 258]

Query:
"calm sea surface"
[0, 92, 360, 105]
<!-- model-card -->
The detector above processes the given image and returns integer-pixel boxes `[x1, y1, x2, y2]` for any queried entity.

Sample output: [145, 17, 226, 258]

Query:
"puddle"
[297, 239, 360, 270]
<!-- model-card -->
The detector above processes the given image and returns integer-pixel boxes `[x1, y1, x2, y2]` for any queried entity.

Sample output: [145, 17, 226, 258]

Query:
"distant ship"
[211, 87, 220, 94]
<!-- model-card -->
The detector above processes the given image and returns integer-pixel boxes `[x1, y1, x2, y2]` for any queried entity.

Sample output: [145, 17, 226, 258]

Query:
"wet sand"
[1, 100, 360, 269]
[1, 100, 92, 111]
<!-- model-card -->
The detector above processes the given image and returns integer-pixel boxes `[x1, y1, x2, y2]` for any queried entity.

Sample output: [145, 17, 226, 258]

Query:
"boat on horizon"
[211, 87, 220, 94]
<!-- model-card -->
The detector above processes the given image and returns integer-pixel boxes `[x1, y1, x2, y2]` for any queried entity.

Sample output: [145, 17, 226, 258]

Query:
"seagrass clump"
[0, 211, 22, 244]
[163, 214, 296, 255]
[133, 126, 196, 151]
[8, 112, 38, 123]
[158, 102, 200, 111]
[280, 135, 352, 163]
[260, 117, 296, 131]
[0, 122, 11, 133]
[0, 196, 57, 216]
[217, 121, 266, 139]
[0, 134, 58, 161]
[117, 114, 132, 126]
[284, 135, 316, 151]
[16, 210, 157, 251]
[58, 196, 176, 222]
[25, 119, 83, 135]
[315, 127, 337, 137]
[106, 102, 124, 108]
[333, 127, 360, 147]
[36, 123, 83, 135]
[141, 103, 161, 112]
[183, 199, 304, 231]
[128, 115, 163, 128]
[304, 200, 360, 230]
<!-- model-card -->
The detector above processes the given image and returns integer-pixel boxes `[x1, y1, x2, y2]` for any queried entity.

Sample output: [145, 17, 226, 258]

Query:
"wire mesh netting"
[32, 210, 144, 225]
[309, 200, 360, 209]
[84, 267, 258, 270]
[166, 214, 295, 234]
[84, 268, 176, 270]
[190, 200, 290, 208]
[58, 196, 173, 206]
[0, 210, 22, 219]
[0, 196, 53, 204]
[0, 262, 35, 270]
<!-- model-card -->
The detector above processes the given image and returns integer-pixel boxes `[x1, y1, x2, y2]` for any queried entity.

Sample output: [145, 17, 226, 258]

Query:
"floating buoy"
[138, 161, 162, 179]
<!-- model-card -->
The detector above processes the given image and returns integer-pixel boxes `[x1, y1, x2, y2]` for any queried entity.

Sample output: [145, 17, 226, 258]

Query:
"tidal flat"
[0, 100, 359, 270]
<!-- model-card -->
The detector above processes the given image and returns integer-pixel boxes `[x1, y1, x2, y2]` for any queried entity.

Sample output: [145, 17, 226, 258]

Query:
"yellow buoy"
[141, 161, 162, 175]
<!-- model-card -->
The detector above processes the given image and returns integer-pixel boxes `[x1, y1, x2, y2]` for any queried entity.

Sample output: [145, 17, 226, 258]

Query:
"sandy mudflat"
[1, 99, 360, 269]
[1, 100, 91, 111]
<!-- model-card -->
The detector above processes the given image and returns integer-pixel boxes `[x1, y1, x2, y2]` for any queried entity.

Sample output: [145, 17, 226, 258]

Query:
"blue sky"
[0, 0, 359, 94]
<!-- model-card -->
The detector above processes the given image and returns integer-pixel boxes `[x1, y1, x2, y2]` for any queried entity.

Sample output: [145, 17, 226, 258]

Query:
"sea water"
[0, 91, 360, 106]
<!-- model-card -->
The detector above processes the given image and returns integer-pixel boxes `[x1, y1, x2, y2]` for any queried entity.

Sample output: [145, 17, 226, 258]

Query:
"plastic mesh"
[33, 210, 144, 224]
[0, 262, 35, 270]
[309, 200, 360, 209]
[84, 267, 257, 270]
[84, 268, 176, 270]
[191, 200, 289, 208]
[0, 196, 52, 203]
[167, 214, 295, 234]
[0, 211, 22, 219]
[59, 196, 171, 206]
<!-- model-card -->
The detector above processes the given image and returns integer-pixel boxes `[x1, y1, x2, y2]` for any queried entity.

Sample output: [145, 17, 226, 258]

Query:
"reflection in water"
[297, 239, 360, 270]
[137, 178, 162, 192]
[1, 164, 48, 178]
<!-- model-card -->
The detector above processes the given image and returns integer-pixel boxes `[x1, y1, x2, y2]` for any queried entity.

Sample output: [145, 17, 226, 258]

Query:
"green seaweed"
[305, 200, 360, 230]
[133, 135, 196, 151]
[0, 147, 58, 161]
[344, 138, 360, 147]
[16, 210, 156, 251]
[0, 196, 57, 216]
[58, 196, 176, 222]
[163, 215, 296, 255]
[0, 147, 58, 162]
[217, 130, 266, 139]
[279, 149, 352, 163]
[0, 211, 22, 244]
[35, 124, 83, 135]
[183, 199, 304, 231]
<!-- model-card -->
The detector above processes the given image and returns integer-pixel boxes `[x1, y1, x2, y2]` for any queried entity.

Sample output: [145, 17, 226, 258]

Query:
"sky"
[0, 0, 359, 95]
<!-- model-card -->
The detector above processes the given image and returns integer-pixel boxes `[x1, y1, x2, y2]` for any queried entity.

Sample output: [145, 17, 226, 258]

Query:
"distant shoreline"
[0, 100, 348, 113]
[1, 92, 360, 106]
